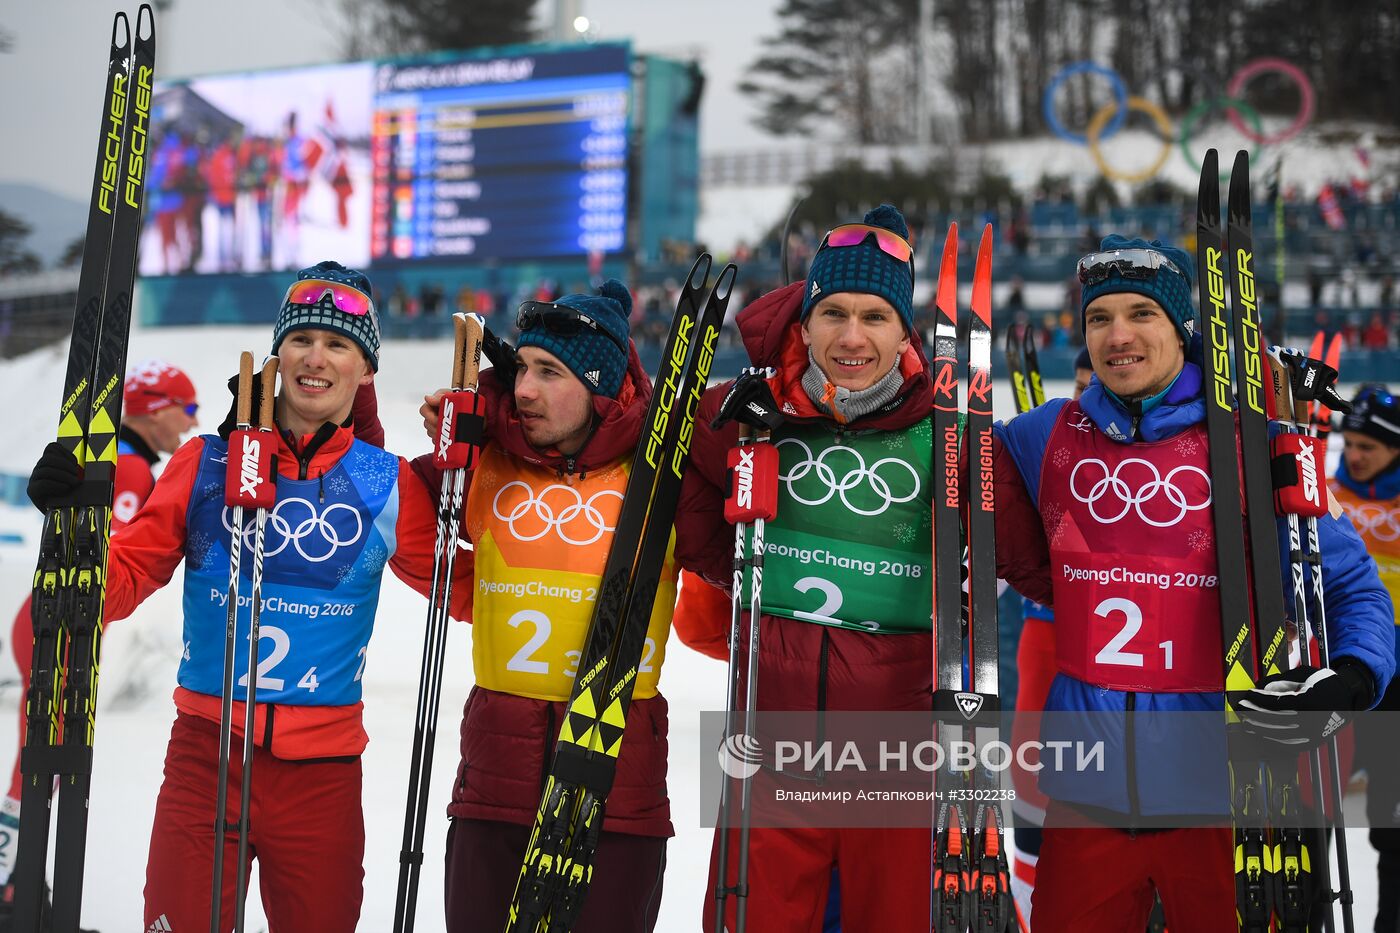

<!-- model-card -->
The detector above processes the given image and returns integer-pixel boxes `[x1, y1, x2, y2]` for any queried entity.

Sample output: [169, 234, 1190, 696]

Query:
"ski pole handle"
[257, 356, 278, 432]
[435, 314, 486, 470]
[225, 354, 278, 509]
[724, 429, 778, 524]
[236, 351, 254, 429]
[454, 312, 485, 392]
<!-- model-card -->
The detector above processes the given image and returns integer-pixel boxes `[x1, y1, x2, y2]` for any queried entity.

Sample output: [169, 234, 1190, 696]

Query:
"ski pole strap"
[225, 429, 276, 509]
[1270, 433, 1329, 518]
[724, 441, 778, 524]
[433, 390, 485, 470]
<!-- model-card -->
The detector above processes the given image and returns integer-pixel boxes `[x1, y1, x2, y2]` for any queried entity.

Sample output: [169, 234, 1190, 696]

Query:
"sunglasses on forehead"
[516, 301, 629, 354]
[818, 223, 916, 267]
[1076, 248, 1184, 286]
[282, 278, 376, 318]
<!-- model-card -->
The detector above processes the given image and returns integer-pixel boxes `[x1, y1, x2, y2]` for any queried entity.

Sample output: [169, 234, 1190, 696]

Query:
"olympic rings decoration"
[1068, 458, 1212, 528]
[1086, 96, 1174, 184]
[1179, 97, 1262, 182]
[1044, 59, 1314, 182]
[1043, 62, 1130, 145]
[1226, 58, 1315, 145]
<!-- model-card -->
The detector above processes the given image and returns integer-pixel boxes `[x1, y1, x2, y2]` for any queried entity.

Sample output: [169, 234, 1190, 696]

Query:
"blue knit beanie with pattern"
[1080, 235, 1196, 346]
[801, 204, 916, 333]
[517, 279, 632, 398]
[271, 260, 381, 370]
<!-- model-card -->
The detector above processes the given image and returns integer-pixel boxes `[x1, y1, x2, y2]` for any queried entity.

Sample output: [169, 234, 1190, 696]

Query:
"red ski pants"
[704, 823, 931, 933]
[6, 598, 32, 802]
[142, 712, 364, 932]
[1031, 800, 1234, 932]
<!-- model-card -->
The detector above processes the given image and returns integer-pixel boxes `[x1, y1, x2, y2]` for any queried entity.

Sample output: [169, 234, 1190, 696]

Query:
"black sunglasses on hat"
[516, 301, 628, 354]
[1076, 248, 1185, 286]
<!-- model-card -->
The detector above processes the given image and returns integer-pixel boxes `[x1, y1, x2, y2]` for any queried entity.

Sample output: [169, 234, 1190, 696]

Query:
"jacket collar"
[735, 282, 934, 431]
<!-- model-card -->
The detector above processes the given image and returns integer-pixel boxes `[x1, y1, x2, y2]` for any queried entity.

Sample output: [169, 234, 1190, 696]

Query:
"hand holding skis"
[27, 442, 82, 511]
[1229, 658, 1375, 750]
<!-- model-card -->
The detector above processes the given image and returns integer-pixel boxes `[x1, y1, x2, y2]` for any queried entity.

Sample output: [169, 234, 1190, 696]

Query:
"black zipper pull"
[319, 470, 325, 503]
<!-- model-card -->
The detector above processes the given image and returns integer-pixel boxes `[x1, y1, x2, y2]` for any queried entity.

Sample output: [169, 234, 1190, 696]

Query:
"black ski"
[1004, 323, 1045, 418]
[1198, 147, 1273, 933]
[16, 7, 154, 931]
[965, 224, 1013, 933]
[1226, 151, 1317, 933]
[507, 256, 733, 933]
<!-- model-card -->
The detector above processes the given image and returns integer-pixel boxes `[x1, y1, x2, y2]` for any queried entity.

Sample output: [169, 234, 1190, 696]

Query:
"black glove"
[217, 372, 265, 440]
[482, 325, 518, 388]
[27, 441, 82, 512]
[1228, 659, 1374, 751]
[711, 367, 783, 432]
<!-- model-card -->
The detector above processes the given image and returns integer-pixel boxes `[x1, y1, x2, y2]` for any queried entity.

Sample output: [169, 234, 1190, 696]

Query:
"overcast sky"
[0, 0, 780, 203]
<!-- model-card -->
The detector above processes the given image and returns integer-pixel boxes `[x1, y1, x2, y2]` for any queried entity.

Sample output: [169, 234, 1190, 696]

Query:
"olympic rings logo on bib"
[492, 480, 622, 546]
[1069, 458, 1211, 527]
[1341, 501, 1400, 543]
[221, 497, 365, 562]
[776, 438, 920, 517]
[1043, 59, 1313, 182]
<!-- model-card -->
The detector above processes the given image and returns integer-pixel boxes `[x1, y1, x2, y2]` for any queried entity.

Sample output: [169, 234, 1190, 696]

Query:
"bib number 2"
[1093, 597, 1173, 670]
[504, 609, 656, 678]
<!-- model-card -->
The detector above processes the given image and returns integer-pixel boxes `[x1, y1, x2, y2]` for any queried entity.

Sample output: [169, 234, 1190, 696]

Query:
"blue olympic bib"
[178, 436, 400, 706]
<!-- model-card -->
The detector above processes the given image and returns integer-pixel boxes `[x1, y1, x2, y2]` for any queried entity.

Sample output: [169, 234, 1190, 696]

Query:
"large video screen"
[372, 45, 630, 262]
[137, 45, 630, 277]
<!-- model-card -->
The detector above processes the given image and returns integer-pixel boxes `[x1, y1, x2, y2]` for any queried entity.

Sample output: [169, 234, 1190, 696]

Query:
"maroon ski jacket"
[675, 282, 939, 715]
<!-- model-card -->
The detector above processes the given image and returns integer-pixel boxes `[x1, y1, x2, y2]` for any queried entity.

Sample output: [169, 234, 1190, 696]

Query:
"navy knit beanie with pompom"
[802, 203, 916, 333]
[517, 278, 633, 398]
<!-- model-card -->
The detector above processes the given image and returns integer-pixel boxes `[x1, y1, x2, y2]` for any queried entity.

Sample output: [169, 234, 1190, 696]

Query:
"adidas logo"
[810, 280, 821, 298]
[1323, 711, 1346, 738]
[782, 402, 797, 415]
[584, 370, 601, 386]
[147, 915, 173, 932]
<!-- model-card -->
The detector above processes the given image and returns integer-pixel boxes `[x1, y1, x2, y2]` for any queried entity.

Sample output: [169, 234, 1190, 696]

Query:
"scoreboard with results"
[370, 45, 631, 263]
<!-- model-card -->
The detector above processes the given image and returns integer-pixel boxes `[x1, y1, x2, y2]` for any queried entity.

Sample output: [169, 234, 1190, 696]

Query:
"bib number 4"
[1093, 597, 1173, 670]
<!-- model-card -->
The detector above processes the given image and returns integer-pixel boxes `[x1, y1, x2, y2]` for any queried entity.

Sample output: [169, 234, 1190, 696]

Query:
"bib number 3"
[1093, 597, 1173, 670]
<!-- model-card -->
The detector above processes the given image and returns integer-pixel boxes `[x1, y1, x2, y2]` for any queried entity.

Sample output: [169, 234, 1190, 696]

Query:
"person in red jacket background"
[0, 360, 198, 921]
[24, 261, 466, 932]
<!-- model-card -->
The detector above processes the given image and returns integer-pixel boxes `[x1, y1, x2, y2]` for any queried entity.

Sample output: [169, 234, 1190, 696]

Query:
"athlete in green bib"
[677, 205, 943, 933]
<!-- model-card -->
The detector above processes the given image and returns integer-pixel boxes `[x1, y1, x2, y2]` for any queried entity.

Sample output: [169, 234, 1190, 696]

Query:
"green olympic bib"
[745, 418, 934, 633]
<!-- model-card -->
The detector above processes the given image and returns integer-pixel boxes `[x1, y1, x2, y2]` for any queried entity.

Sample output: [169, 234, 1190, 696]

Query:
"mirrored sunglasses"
[516, 301, 628, 354]
[1077, 248, 1184, 286]
[283, 278, 376, 317]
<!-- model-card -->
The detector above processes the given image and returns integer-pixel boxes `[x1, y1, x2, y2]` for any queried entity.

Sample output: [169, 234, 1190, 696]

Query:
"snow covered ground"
[0, 323, 1384, 930]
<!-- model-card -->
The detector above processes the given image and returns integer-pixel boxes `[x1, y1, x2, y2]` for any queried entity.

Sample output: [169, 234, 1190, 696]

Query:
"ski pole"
[1279, 347, 1358, 933]
[210, 351, 254, 933]
[1265, 348, 1335, 933]
[232, 356, 278, 933]
[710, 367, 780, 933]
[394, 312, 484, 933]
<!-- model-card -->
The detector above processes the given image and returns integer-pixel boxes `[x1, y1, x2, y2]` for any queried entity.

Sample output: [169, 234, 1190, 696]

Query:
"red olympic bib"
[1041, 404, 1224, 692]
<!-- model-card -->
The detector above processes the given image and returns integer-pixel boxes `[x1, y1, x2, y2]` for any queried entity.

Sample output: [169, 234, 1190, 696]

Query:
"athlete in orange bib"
[416, 280, 674, 933]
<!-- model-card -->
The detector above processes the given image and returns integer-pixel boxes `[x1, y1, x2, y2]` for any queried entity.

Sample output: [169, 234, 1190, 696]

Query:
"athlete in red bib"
[993, 235, 1394, 932]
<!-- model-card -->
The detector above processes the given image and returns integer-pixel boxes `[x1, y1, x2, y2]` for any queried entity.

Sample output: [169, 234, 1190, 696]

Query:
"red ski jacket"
[102, 421, 468, 760]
